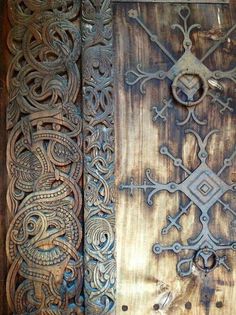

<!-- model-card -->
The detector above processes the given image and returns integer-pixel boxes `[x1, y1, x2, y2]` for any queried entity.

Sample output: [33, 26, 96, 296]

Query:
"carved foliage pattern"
[6, 1, 84, 313]
[82, 0, 115, 314]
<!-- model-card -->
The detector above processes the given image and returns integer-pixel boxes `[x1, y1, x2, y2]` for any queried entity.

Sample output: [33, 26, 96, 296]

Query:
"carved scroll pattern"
[6, 1, 84, 314]
[82, 0, 115, 314]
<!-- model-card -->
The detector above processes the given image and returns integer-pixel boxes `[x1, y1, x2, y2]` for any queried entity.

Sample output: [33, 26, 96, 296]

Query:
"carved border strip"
[82, 0, 116, 314]
[6, 1, 84, 313]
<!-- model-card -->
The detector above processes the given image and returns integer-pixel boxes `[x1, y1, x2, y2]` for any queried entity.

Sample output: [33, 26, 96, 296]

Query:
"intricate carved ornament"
[82, 0, 116, 314]
[126, 6, 235, 126]
[6, 0, 84, 313]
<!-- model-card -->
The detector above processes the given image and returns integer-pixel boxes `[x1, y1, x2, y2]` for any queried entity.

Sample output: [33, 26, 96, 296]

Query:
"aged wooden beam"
[82, 0, 116, 314]
[6, 1, 84, 313]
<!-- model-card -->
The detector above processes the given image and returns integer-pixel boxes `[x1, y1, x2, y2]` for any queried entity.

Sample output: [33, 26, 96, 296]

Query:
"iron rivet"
[216, 301, 223, 308]
[122, 305, 128, 311]
[153, 304, 160, 310]
[185, 301, 192, 310]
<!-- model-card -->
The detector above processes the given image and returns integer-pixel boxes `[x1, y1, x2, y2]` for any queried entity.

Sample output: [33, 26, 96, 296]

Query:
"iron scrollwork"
[82, 0, 116, 314]
[126, 6, 235, 126]
[7, 0, 84, 313]
[121, 4, 236, 277]
[120, 130, 236, 276]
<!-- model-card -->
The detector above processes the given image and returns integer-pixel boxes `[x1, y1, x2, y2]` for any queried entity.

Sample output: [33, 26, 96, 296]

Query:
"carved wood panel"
[3, 1, 116, 314]
[82, 1, 116, 314]
[6, 1, 84, 314]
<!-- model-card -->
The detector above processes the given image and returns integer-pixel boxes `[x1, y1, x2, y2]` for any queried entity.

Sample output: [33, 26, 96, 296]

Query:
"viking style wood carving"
[82, 0, 116, 314]
[6, 1, 84, 313]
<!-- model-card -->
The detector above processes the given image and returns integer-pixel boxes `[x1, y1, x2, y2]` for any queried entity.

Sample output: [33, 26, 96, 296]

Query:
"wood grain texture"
[114, 2, 236, 315]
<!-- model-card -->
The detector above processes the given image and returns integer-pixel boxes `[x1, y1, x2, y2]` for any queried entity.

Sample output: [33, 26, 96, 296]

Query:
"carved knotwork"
[82, 0, 115, 314]
[6, 1, 84, 313]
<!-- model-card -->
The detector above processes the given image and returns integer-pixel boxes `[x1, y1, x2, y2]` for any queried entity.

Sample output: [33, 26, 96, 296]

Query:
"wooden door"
[1, 0, 236, 314]
[114, 2, 236, 314]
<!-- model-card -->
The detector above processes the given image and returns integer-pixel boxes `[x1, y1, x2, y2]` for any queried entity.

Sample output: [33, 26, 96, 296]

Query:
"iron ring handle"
[172, 70, 208, 106]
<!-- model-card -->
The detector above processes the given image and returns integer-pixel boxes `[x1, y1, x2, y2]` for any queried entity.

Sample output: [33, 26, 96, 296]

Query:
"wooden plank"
[114, 2, 236, 314]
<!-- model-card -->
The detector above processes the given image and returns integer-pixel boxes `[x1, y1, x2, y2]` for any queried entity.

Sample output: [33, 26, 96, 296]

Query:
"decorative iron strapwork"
[120, 130, 236, 276]
[126, 6, 235, 126]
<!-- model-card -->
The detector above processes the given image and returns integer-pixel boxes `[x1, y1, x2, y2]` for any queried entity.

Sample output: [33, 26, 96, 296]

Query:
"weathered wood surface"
[114, 2, 236, 314]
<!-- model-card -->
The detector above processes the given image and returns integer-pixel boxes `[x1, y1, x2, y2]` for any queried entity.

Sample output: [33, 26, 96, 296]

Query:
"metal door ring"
[172, 71, 208, 106]
[194, 248, 217, 272]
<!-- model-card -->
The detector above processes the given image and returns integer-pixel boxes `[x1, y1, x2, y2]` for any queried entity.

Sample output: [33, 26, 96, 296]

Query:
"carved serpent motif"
[7, 0, 83, 314]
[82, 0, 115, 314]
